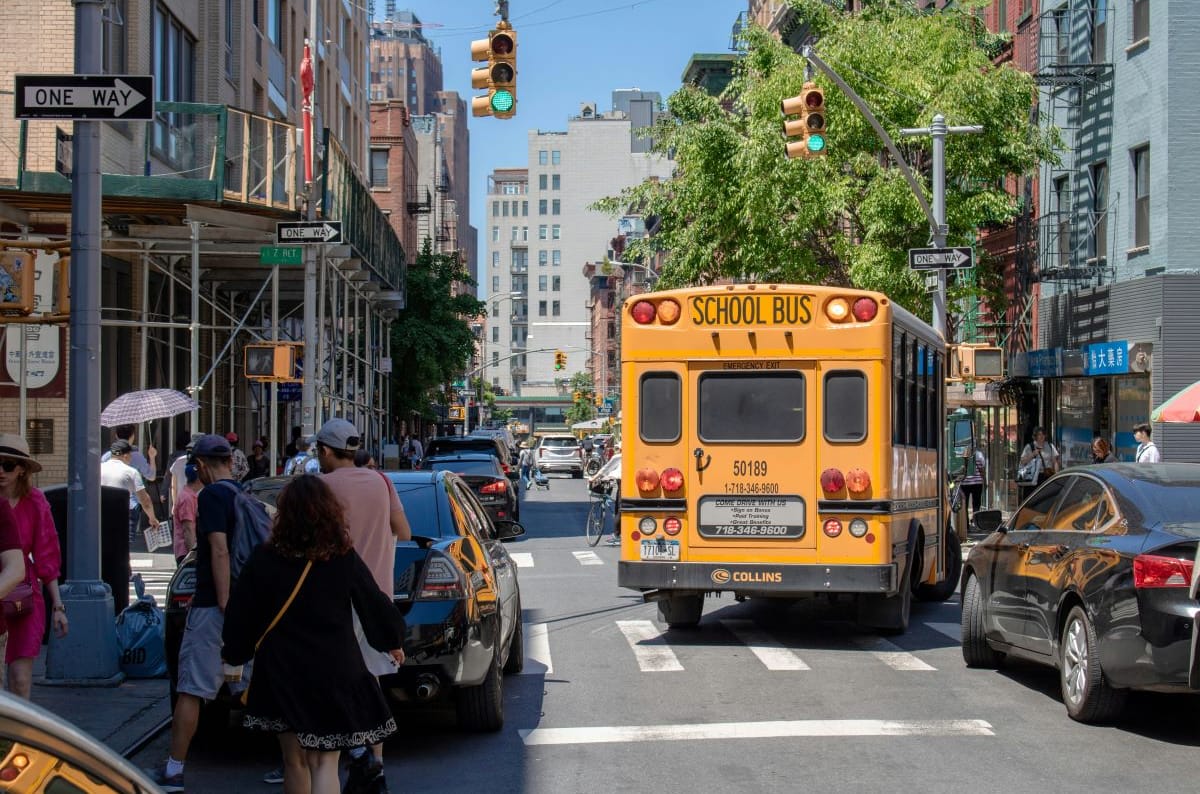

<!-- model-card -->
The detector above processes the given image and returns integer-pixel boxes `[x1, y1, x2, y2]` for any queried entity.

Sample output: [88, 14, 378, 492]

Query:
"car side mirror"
[494, 519, 526, 541]
[973, 510, 1003, 534]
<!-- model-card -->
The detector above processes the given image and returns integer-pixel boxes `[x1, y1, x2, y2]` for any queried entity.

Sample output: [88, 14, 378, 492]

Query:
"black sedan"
[383, 470, 525, 731]
[424, 452, 520, 523]
[961, 463, 1200, 723]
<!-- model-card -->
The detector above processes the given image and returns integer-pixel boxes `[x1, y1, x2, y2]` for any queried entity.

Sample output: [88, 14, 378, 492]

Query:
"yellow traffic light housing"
[0, 250, 36, 315]
[471, 22, 517, 119]
[554, 350, 566, 371]
[244, 342, 303, 381]
[54, 255, 70, 315]
[781, 82, 827, 159]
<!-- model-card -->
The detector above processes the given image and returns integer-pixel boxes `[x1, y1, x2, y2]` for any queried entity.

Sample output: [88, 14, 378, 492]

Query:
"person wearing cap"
[0, 434, 66, 701]
[102, 439, 159, 548]
[226, 432, 250, 482]
[315, 418, 410, 793]
[171, 464, 202, 565]
[150, 434, 238, 792]
[100, 424, 157, 482]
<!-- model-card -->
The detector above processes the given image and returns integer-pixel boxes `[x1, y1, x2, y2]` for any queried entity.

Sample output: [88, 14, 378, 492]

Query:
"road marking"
[522, 623, 552, 675]
[520, 718, 995, 746]
[854, 637, 936, 671]
[719, 619, 810, 670]
[510, 552, 534, 568]
[129, 558, 154, 569]
[616, 620, 684, 672]
[927, 622, 962, 642]
[572, 550, 604, 566]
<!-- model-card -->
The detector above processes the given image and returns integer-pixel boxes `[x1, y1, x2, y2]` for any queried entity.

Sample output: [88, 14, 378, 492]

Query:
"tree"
[564, 370, 596, 427]
[594, 0, 1057, 321]
[389, 240, 485, 420]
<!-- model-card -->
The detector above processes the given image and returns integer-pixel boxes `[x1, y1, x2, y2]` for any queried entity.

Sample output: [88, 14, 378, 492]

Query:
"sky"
[376, 0, 746, 288]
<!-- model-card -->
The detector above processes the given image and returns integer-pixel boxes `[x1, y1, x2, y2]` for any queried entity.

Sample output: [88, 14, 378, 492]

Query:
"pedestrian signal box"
[0, 250, 36, 315]
[448, 406, 466, 420]
[54, 255, 70, 315]
[951, 343, 1004, 381]
[244, 342, 303, 382]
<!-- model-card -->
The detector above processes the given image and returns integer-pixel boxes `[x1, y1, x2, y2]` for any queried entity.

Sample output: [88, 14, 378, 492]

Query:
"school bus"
[617, 284, 959, 632]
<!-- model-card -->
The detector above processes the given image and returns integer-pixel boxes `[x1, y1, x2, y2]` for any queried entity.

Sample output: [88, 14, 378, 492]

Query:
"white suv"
[535, 434, 584, 478]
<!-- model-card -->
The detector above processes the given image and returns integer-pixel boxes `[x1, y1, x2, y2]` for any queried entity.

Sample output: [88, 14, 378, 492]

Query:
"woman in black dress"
[222, 475, 405, 794]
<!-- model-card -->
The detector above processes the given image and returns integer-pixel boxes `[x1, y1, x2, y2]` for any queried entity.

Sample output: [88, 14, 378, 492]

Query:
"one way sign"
[15, 75, 154, 121]
[276, 221, 343, 245]
[908, 246, 974, 270]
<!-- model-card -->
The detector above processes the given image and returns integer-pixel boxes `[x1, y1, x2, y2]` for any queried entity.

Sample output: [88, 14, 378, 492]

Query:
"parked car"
[961, 463, 1200, 723]
[382, 470, 525, 731]
[469, 426, 518, 461]
[424, 452, 520, 523]
[535, 433, 584, 478]
[425, 436, 517, 477]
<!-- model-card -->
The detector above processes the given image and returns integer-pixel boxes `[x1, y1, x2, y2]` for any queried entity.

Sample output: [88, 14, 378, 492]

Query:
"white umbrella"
[100, 389, 198, 427]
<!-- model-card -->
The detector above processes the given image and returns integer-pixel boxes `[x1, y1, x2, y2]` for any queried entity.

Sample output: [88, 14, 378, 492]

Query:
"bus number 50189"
[732, 460, 768, 477]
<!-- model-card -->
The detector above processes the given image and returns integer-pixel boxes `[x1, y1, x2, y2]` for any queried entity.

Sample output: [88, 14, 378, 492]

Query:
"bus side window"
[824, 371, 867, 442]
[893, 331, 906, 445]
[640, 372, 681, 442]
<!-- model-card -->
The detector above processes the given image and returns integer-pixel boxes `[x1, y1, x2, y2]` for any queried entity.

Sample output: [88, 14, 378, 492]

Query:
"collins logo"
[711, 569, 731, 585]
[710, 568, 783, 585]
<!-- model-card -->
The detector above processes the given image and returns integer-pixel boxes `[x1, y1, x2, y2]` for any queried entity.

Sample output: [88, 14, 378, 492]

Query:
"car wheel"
[961, 573, 1004, 669]
[657, 594, 703, 628]
[1060, 605, 1127, 723]
[503, 606, 525, 675]
[456, 652, 504, 732]
[917, 531, 962, 602]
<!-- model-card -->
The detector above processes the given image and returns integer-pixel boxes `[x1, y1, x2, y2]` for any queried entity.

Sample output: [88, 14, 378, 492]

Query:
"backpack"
[213, 480, 272, 580]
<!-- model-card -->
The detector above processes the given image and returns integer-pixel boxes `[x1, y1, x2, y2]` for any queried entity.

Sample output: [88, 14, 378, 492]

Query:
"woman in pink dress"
[0, 434, 67, 699]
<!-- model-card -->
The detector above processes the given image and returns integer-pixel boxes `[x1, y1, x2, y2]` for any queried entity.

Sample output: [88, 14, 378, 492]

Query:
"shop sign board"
[1083, 340, 1130, 376]
[1026, 348, 1062, 379]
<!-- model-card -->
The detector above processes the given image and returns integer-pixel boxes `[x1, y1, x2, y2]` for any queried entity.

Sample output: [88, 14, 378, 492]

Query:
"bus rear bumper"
[618, 560, 896, 595]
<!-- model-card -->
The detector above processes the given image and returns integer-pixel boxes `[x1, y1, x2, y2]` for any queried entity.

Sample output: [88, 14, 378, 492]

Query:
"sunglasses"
[0, 460, 21, 472]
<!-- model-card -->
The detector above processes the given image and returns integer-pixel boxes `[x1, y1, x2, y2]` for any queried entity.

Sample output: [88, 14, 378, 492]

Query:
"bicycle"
[586, 482, 617, 547]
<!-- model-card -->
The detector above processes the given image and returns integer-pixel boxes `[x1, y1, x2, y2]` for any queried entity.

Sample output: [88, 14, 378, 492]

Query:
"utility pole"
[301, 1, 318, 438]
[900, 115, 983, 338]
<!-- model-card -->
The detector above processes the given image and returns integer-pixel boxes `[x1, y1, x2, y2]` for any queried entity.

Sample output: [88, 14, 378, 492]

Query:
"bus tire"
[658, 594, 703, 628]
[917, 531, 962, 602]
[859, 548, 916, 634]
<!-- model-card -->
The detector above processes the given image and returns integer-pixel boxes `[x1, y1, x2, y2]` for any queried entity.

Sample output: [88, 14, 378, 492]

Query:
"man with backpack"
[149, 434, 269, 792]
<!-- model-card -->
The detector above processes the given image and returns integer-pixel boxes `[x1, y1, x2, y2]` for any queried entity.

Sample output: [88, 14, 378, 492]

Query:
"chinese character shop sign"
[1083, 341, 1129, 376]
[4, 249, 61, 391]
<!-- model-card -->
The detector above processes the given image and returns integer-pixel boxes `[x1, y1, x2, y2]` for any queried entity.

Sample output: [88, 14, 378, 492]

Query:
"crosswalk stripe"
[572, 551, 604, 566]
[616, 620, 684, 672]
[129, 558, 154, 569]
[522, 623, 552, 675]
[510, 552, 534, 568]
[853, 636, 936, 671]
[719, 619, 810, 671]
[927, 622, 961, 642]
[520, 718, 995, 746]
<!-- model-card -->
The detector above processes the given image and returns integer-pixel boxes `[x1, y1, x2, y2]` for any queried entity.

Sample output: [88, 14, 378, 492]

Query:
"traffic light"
[554, 350, 566, 370]
[951, 343, 1005, 381]
[470, 22, 517, 119]
[781, 82, 827, 159]
[244, 342, 303, 381]
[54, 255, 70, 315]
[594, 394, 603, 407]
[0, 250, 36, 315]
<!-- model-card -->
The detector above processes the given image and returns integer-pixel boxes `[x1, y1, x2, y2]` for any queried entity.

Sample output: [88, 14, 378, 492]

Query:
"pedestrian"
[222, 475, 405, 794]
[315, 418, 410, 794]
[1091, 437, 1117, 464]
[518, 442, 533, 489]
[1019, 427, 1061, 486]
[226, 432, 250, 481]
[171, 464, 202, 565]
[148, 434, 246, 792]
[407, 435, 423, 470]
[0, 434, 66, 700]
[0, 500, 28, 687]
[1133, 422, 1161, 463]
[959, 443, 987, 522]
[161, 428, 193, 517]
[101, 439, 159, 547]
[284, 425, 302, 460]
[354, 449, 377, 469]
[245, 439, 272, 481]
[102, 425, 158, 540]
[284, 436, 320, 477]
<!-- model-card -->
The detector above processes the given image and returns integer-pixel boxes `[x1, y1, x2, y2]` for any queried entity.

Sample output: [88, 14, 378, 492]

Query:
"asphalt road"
[136, 475, 1200, 793]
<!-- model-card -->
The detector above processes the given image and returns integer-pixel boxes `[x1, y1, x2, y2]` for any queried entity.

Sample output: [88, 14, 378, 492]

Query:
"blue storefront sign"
[1027, 348, 1062, 379]
[1082, 340, 1129, 376]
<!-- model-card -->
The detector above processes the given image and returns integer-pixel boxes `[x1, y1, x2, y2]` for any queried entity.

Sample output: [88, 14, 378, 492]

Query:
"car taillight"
[663, 517, 682, 536]
[823, 519, 843, 538]
[852, 297, 878, 321]
[660, 467, 684, 493]
[538, 448, 545, 458]
[417, 554, 467, 600]
[631, 300, 656, 324]
[635, 467, 661, 491]
[820, 468, 845, 493]
[1133, 553, 1195, 589]
[846, 468, 871, 495]
[170, 593, 193, 610]
[480, 481, 506, 494]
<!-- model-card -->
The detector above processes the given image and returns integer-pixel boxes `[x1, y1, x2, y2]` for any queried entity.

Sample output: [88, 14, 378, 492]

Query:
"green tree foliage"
[594, 0, 1057, 320]
[565, 370, 596, 427]
[389, 240, 485, 419]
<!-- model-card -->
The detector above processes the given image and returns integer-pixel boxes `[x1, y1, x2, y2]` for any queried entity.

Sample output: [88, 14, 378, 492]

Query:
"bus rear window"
[640, 372, 681, 442]
[824, 371, 867, 442]
[698, 372, 805, 442]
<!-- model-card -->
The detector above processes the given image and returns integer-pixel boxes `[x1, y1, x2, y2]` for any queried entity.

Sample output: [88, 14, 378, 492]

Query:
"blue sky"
[378, 1, 745, 283]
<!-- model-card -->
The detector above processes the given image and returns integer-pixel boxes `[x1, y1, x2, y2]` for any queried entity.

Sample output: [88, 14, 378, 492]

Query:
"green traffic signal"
[491, 90, 515, 113]
[807, 134, 826, 153]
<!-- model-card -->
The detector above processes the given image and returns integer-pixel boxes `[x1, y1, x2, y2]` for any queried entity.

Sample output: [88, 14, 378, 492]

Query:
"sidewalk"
[31, 647, 171, 755]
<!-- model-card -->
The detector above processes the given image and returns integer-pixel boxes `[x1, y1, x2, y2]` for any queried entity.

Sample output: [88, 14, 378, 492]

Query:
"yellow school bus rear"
[616, 284, 954, 632]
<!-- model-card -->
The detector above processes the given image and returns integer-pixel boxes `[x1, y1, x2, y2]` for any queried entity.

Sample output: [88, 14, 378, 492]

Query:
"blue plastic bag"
[115, 575, 168, 678]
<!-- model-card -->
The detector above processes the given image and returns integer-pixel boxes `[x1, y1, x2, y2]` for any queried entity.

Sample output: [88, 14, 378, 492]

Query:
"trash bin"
[43, 484, 133, 614]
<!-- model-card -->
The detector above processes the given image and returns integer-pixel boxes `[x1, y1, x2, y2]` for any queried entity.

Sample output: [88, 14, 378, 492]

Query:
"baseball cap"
[110, 439, 133, 456]
[190, 434, 233, 459]
[225, 431, 239, 444]
[184, 463, 200, 482]
[315, 419, 361, 451]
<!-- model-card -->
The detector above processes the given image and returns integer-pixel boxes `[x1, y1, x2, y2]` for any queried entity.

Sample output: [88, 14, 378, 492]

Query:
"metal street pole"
[46, 0, 122, 683]
[301, 29, 318, 437]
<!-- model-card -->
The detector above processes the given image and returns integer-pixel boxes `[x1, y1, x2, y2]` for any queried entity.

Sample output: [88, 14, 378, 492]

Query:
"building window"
[493, 201, 501, 217]
[552, 300, 561, 316]
[552, 224, 561, 240]
[522, 226, 529, 241]
[538, 150, 548, 165]
[1092, 0, 1107, 63]
[104, 0, 128, 75]
[1053, 176, 1070, 269]
[538, 250, 548, 266]
[493, 352, 499, 365]
[996, 0, 1007, 33]
[512, 327, 520, 343]
[552, 174, 561, 190]
[1090, 161, 1108, 261]
[513, 249, 528, 269]
[538, 199, 547, 215]
[151, 3, 196, 164]
[552, 150, 561, 165]
[492, 226, 499, 242]
[552, 199, 561, 215]
[492, 303, 499, 317]
[511, 200, 519, 215]
[552, 250, 561, 266]
[492, 327, 499, 343]
[502, 202, 509, 217]
[538, 301, 547, 316]
[511, 226, 518, 241]
[538, 275, 547, 291]
[538, 225, 548, 240]
[492, 276, 500, 291]
[1132, 0, 1148, 42]
[522, 201, 528, 216]
[539, 174, 547, 190]
[1132, 145, 1150, 248]
[369, 149, 388, 187]
[492, 251, 500, 267]
[552, 276, 561, 291]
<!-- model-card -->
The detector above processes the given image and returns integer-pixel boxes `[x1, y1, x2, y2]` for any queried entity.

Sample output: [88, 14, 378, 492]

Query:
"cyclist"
[588, 453, 622, 546]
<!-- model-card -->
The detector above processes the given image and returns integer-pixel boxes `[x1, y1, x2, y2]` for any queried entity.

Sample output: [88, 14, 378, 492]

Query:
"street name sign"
[275, 221, 343, 245]
[15, 75, 154, 120]
[908, 246, 974, 270]
[260, 246, 304, 266]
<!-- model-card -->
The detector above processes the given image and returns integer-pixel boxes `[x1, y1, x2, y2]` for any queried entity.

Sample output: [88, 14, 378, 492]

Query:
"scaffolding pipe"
[228, 292, 236, 435]
[270, 264, 279, 475]
[168, 254, 177, 459]
[140, 252, 149, 391]
[189, 221, 201, 431]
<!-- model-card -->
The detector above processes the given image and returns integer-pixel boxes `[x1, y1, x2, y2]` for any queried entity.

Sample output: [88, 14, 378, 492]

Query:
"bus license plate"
[697, 495, 806, 538]
[641, 539, 680, 561]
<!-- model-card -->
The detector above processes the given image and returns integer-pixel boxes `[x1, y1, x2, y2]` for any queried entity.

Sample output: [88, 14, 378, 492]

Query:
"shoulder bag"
[1, 560, 35, 620]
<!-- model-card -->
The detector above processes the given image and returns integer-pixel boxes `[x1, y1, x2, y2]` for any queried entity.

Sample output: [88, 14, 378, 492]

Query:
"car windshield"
[427, 459, 498, 477]
[391, 480, 443, 538]
[541, 438, 577, 449]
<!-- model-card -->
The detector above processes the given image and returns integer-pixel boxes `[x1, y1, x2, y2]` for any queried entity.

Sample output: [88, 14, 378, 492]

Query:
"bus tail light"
[635, 467, 661, 491]
[852, 297, 878, 321]
[1133, 553, 1195, 589]
[631, 300, 656, 324]
[846, 468, 871, 495]
[823, 519, 843, 538]
[820, 468, 845, 493]
[663, 517, 682, 536]
[825, 298, 850, 323]
[849, 518, 869, 537]
[638, 517, 657, 536]
[660, 467, 684, 492]
[657, 299, 681, 325]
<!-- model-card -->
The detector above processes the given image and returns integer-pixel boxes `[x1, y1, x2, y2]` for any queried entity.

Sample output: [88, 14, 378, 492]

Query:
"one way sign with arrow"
[276, 221, 344, 245]
[908, 246, 974, 270]
[15, 74, 154, 121]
